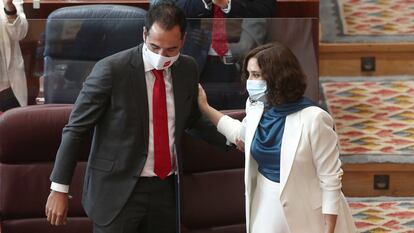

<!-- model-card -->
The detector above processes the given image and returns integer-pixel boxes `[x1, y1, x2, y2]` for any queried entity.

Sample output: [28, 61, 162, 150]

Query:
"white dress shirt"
[51, 50, 177, 193]
[140, 53, 176, 177]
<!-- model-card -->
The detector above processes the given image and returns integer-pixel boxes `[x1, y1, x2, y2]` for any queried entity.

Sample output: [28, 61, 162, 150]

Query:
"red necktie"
[211, 5, 229, 57]
[151, 69, 171, 179]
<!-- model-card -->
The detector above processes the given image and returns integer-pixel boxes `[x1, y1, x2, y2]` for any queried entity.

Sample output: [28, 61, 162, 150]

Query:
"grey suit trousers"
[93, 176, 177, 233]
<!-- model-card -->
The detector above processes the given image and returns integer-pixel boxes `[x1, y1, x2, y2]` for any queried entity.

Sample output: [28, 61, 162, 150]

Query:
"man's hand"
[45, 191, 69, 226]
[212, 0, 229, 9]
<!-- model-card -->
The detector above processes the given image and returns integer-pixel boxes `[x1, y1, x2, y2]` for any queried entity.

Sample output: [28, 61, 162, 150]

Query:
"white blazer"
[217, 100, 357, 233]
[0, 0, 28, 107]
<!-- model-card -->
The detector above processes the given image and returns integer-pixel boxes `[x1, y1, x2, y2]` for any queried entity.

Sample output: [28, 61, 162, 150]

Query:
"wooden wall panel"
[320, 43, 414, 76]
[342, 163, 414, 197]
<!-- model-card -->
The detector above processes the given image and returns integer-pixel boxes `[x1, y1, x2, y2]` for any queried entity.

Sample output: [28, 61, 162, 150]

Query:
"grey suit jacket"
[50, 44, 201, 225]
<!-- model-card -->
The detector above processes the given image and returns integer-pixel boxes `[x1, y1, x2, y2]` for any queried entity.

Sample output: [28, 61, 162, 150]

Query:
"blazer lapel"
[245, 102, 264, 151]
[244, 101, 264, 188]
[243, 101, 264, 233]
[280, 111, 303, 194]
[130, 45, 149, 149]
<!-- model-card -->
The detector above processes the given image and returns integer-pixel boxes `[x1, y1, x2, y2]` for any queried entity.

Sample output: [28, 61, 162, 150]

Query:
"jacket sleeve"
[4, 0, 28, 41]
[227, 0, 276, 18]
[50, 59, 113, 185]
[217, 115, 245, 144]
[309, 110, 343, 215]
[175, 0, 211, 17]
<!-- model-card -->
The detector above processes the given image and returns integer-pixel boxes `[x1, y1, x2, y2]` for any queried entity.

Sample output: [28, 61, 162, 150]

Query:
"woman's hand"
[198, 84, 209, 113]
[197, 84, 224, 126]
[323, 214, 337, 233]
[235, 138, 245, 152]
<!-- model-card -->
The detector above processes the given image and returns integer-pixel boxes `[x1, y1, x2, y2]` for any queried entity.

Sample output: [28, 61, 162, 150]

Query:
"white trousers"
[250, 173, 291, 233]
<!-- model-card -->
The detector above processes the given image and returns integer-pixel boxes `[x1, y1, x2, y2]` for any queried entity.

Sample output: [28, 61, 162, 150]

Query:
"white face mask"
[143, 42, 180, 70]
[246, 79, 267, 102]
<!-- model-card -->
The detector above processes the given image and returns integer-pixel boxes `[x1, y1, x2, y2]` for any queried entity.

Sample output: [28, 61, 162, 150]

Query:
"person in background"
[176, 0, 275, 18]
[176, 0, 275, 110]
[45, 1, 219, 232]
[198, 42, 357, 233]
[0, 0, 28, 111]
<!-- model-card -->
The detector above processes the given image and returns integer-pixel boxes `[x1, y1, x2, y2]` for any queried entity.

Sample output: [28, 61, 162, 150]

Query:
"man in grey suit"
[45, 1, 201, 232]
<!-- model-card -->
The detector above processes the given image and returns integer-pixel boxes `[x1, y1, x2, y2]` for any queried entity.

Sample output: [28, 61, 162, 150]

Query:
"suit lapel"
[171, 58, 186, 140]
[280, 111, 303, 195]
[130, 45, 149, 149]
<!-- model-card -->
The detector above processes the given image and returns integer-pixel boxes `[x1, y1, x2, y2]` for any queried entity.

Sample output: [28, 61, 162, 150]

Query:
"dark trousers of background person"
[0, 88, 20, 112]
[200, 56, 247, 110]
[93, 175, 177, 233]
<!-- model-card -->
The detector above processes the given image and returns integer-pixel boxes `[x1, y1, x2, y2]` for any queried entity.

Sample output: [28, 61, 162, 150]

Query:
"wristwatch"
[4, 6, 17, 16]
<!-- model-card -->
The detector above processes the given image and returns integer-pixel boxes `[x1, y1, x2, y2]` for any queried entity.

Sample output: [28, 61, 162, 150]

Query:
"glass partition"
[20, 18, 318, 109]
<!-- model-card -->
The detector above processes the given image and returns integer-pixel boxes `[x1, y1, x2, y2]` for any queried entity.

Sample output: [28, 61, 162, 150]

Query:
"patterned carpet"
[320, 0, 414, 43]
[320, 76, 414, 163]
[338, 0, 414, 36]
[348, 197, 414, 233]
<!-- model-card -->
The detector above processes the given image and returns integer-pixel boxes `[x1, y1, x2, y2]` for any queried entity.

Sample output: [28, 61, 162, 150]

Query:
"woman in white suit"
[0, 0, 28, 111]
[198, 42, 356, 233]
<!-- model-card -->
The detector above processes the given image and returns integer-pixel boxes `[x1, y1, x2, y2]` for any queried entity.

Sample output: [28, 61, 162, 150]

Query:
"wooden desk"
[23, 0, 319, 19]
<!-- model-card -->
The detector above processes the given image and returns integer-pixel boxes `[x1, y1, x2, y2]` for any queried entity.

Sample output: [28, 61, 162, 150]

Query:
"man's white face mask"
[142, 43, 180, 70]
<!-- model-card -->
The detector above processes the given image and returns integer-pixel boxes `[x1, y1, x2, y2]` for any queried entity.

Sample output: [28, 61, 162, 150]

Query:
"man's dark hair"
[241, 42, 307, 106]
[145, 0, 187, 38]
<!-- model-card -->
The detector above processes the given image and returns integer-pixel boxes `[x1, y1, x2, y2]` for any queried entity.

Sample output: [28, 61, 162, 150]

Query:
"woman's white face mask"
[143, 43, 180, 70]
[246, 79, 267, 102]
